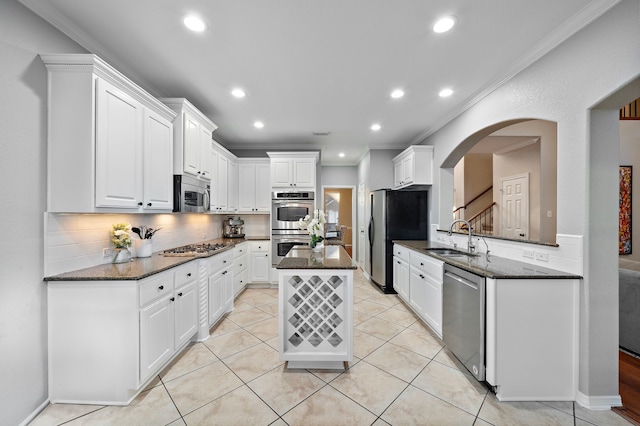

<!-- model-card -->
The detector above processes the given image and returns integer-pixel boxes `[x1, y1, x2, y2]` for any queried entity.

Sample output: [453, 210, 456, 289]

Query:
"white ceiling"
[21, 0, 619, 165]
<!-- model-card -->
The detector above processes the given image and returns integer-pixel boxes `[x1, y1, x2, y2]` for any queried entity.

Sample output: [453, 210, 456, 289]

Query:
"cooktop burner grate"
[163, 243, 228, 257]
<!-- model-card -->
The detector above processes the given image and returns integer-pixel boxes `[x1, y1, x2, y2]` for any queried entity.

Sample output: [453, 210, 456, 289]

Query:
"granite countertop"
[276, 245, 356, 270]
[394, 240, 582, 279]
[44, 237, 252, 282]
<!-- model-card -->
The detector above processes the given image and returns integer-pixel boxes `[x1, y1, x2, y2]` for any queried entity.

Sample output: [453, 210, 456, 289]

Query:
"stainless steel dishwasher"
[443, 264, 486, 381]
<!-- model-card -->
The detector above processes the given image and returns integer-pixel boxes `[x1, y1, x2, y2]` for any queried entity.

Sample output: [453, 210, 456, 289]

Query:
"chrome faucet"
[448, 219, 476, 253]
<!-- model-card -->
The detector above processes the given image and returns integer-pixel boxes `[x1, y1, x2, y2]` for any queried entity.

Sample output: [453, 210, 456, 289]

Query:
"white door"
[95, 78, 143, 208]
[143, 109, 173, 210]
[500, 174, 529, 239]
[139, 297, 174, 382]
[183, 112, 200, 176]
[174, 282, 197, 348]
[293, 158, 315, 187]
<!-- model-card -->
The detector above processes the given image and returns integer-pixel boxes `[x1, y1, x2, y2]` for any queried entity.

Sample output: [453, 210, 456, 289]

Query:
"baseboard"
[19, 398, 49, 426]
[576, 391, 623, 410]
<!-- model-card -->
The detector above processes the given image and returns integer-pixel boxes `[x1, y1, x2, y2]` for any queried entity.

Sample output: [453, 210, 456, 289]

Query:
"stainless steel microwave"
[173, 174, 210, 212]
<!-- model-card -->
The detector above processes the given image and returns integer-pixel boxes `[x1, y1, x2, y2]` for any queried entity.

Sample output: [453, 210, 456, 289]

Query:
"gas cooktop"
[163, 243, 228, 257]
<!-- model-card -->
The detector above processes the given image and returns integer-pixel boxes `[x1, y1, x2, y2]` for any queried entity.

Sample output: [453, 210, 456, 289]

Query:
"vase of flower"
[111, 222, 133, 264]
[298, 209, 326, 252]
[112, 247, 131, 264]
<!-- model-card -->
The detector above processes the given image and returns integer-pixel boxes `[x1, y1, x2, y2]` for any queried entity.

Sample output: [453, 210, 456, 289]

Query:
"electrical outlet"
[535, 251, 549, 262]
[102, 248, 111, 257]
[523, 249, 534, 259]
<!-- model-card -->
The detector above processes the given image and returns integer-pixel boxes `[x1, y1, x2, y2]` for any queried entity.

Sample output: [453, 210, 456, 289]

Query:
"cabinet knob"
[158, 285, 164, 290]
[170, 297, 175, 302]
[223, 260, 227, 263]
[178, 292, 183, 297]
[138, 202, 143, 206]
[264, 254, 268, 257]
[187, 273, 191, 277]
[239, 263, 243, 267]
[420, 262, 424, 266]
[419, 274, 425, 279]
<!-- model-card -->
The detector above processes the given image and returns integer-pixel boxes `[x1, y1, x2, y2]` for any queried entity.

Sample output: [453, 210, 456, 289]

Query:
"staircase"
[453, 186, 495, 236]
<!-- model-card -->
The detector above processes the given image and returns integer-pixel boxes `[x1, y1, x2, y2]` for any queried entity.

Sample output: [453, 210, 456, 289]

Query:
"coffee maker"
[223, 217, 245, 238]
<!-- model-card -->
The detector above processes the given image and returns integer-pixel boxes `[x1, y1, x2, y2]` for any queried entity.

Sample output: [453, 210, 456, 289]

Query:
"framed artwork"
[620, 165, 632, 255]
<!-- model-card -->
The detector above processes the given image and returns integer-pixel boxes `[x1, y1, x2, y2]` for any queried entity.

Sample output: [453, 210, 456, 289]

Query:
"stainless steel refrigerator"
[368, 189, 429, 293]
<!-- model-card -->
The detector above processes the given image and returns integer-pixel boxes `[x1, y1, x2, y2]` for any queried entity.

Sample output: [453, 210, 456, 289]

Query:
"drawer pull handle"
[419, 274, 425, 279]
[187, 273, 191, 277]
[170, 297, 175, 302]
[178, 292, 183, 297]
[420, 262, 424, 266]
[158, 285, 164, 290]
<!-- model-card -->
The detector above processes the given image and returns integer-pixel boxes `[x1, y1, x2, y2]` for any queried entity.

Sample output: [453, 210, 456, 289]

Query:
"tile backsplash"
[44, 213, 269, 277]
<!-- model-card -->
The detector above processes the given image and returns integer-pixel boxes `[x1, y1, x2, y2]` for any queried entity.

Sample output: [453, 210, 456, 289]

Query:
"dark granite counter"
[44, 237, 251, 282]
[394, 240, 582, 279]
[276, 245, 356, 270]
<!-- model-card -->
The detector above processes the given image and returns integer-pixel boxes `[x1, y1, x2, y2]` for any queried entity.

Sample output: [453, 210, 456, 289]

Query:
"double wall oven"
[271, 191, 314, 266]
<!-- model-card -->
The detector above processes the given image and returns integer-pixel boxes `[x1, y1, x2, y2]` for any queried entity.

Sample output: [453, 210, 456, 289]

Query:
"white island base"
[277, 247, 355, 369]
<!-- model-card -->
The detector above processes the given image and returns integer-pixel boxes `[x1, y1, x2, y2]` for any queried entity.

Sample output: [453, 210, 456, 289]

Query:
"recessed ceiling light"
[439, 88, 454, 97]
[253, 121, 264, 129]
[231, 88, 246, 98]
[390, 89, 405, 99]
[339, 152, 345, 158]
[433, 16, 456, 33]
[371, 123, 381, 131]
[183, 15, 207, 32]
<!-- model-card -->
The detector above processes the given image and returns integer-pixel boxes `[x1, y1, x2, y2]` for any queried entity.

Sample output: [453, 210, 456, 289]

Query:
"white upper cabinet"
[160, 98, 217, 181]
[42, 54, 176, 213]
[238, 160, 270, 213]
[392, 145, 434, 189]
[267, 152, 318, 189]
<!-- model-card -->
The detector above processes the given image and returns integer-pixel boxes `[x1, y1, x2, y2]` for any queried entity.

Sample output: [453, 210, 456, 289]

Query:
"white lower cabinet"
[233, 242, 248, 296]
[249, 240, 271, 283]
[207, 250, 234, 328]
[393, 245, 410, 302]
[47, 262, 198, 405]
[393, 244, 443, 337]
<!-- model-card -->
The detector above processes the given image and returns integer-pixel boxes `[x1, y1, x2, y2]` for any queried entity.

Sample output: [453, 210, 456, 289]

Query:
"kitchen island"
[276, 245, 356, 369]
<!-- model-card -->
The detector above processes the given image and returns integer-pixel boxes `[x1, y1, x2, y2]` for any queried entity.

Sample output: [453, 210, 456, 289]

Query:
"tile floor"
[32, 269, 632, 426]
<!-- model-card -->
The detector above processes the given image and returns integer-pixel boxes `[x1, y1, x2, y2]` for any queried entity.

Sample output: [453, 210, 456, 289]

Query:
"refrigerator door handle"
[368, 218, 374, 246]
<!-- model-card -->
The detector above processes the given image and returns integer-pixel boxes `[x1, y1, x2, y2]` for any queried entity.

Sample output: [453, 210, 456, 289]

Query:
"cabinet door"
[95, 78, 143, 208]
[394, 160, 403, 188]
[199, 127, 213, 180]
[216, 153, 229, 211]
[228, 161, 238, 212]
[208, 272, 225, 325]
[183, 112, 200, 176]
[174, 282, 197, 348]
[223, 269, 234, 312]
[234, 269, 247, 297]
[143, 109, 173, 210]
[423, 276, 442, 335]
[394, 258, 410, 302]
[293, 158, 315, 187]
[402, 154, 414, 184]
[271, 159, 292, 187]
[140, 297, 174, 382]
[254, 162, 272, 212]
[409, 267, 427, 315]
[250, 251, 271, 282]
[238, 163, 257, 212]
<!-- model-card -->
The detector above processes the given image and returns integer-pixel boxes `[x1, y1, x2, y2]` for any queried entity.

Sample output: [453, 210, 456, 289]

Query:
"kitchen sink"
[423, 247, 479, 257]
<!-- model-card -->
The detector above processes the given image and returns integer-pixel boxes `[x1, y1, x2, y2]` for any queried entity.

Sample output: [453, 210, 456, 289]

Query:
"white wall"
[0, 2, 87, 424]
[422, 0, 640, 405]
[321, 165, 358, 187]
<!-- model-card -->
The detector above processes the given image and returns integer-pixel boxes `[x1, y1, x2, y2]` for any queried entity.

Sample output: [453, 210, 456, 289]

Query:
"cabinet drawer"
[208, 250, 233, 273]
[393, 244, 410, 262]
[250, 240, 269, 252]
[234, 242, 248, 258]
[234, 254, 248, 274]
[174, 262, 197, 288]
[139, 271, 175, 307]
[410, 252, 443, 281]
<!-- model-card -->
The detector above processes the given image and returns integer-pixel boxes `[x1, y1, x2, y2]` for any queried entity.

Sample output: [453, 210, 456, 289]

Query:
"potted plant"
[111, 223, 132, 263]
[297, 210, 326, 251]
